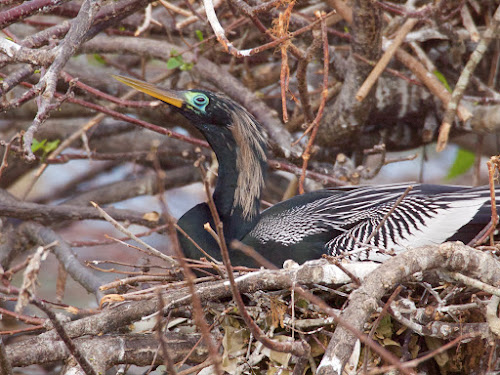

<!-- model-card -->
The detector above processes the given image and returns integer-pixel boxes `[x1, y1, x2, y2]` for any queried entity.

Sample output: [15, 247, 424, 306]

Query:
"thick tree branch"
[317, 242, 500, 375]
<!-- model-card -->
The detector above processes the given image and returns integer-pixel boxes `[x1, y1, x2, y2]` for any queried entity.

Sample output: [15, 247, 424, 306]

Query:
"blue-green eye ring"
[193, 94, 208, 107]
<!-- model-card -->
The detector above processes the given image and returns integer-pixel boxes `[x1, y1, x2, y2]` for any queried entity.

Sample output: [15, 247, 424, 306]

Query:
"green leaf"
[167, 56, 183, 70]
[92, 54, 106, 65]
[180, 62, 194, 71]
[195, 30, 204, 42]
[31, 139, 46, 153]
[375, 315, 393, 339]
[44, 139, 60, 153]
[31, 138, 60, 155]
[446, 148, 475, 180]
[433, 70, 452, 93]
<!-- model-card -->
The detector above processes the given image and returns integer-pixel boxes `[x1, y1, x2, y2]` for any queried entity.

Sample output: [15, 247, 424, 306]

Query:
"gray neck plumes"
[229, 107, 267, 220]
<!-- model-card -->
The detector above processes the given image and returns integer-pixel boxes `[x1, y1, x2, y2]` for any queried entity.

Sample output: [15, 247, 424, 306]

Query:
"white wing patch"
[396, 197, 488, 247]
[327, 196, 490, 261]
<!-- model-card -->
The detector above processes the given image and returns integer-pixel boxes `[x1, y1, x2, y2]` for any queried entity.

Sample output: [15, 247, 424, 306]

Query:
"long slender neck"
[201, 108, 267, 240]
[205, 133, 266, 240]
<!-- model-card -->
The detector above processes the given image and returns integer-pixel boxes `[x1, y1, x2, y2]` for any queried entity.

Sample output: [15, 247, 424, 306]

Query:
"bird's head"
[113, 75, 267, 220]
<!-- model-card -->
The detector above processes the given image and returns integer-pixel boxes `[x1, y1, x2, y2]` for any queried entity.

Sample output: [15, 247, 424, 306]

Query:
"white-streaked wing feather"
[250, 184, 495, 261]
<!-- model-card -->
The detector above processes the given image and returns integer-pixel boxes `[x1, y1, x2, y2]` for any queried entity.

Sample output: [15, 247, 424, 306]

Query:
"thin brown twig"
[487, 158, 499, 246]
[230, 240, 277, 270]
[356, 17, 419, 102]
[362, 285, 403, 373]
[90, 202, 176, 266]
[368, 333, 477, 374]
[468, 157, 499, 246]
[30, 297, 98, 375]
[278, 1, 295, 123]
[176, 359, 212, 375]
[61, 71, 153, 108]
[156, 290, 178, 375]
[70, 225, 169, 247]
[0, 325, 45, 336]
[175, 223, 220, 264]
[201, 166, 311, 362]
[365, 186, 413, 244]
[294, 285, 414, 375]
[163, 172, 224, 374]
[298, 12, 329, 194]
[324, 257, 361, 287]
[0, 133, 20, 182]
[395, 49, 471, 122]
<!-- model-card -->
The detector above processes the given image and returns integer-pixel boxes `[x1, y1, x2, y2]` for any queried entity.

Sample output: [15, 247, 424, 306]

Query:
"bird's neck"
[202, 121, 266, 240]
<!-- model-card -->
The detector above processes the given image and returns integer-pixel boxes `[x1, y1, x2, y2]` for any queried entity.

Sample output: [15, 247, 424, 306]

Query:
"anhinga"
[114, 75, 498, 266]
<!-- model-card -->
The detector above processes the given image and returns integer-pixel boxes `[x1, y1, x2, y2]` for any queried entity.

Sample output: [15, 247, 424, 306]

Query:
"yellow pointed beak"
[112, 75, 184, 108]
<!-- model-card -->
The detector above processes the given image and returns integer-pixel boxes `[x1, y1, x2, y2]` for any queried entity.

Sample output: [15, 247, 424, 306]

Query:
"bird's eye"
[193, 94, 208, 107]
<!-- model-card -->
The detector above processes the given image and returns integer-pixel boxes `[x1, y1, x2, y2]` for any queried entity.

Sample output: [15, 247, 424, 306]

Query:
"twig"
[0, 306, 45, 326]
[231, 240, 277, 270]
[460, 4, 479, 42]
[356, 17, 418, 102]
[437, 4, 500, 152]
[71, 225, 169, 247]
[365, 185, 413, 244]
[269, 159, 347, 186]
[468, 157, 499, 246]
[175, 224, 220, 264]
[0, 133, 19, 182]
[278, 1, 295, 123]
[368, 333, 477, 374]
[324, 257, 361, 287]
[24, 0, 102, 160]
[156, 290, 178, 374]
[134, 3, 153, 36]
[168, 236, 223, 373]
[31, 297, 98, 375]
[486, 158, 499, 246]
[295, 31, 322, 124]
[298, 11, 329, 194]
[362, 285, 403, 373]
[159, 0, 192, 17]
[202, 167, 311, 362]
[151, 163, 224, 374]
[90, 201, 176, 266]
[443, 271, 500, 297]
[395, 48, 471, 122]
[0, 0, 71, 29]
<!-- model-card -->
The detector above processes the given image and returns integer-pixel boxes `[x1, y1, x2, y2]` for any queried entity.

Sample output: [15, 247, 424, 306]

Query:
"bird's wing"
[325, 189, 492, 261]
[249, 184, 495, 259]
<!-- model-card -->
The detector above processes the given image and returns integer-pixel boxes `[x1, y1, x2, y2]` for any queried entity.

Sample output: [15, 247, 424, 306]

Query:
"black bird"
[114, 75, 498, 266]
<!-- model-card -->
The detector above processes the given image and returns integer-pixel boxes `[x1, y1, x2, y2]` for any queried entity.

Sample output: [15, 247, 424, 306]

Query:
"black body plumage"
[113, 75, 498, 267]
